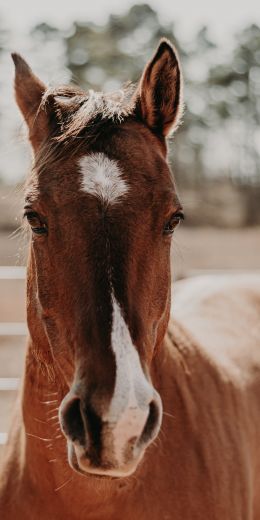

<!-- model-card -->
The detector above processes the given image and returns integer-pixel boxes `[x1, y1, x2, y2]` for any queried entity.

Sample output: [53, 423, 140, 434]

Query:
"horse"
[0, 38, 260, 520]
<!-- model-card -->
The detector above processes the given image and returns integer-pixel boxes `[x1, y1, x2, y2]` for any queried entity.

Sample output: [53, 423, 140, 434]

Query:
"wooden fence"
[0, 266, 27, 451]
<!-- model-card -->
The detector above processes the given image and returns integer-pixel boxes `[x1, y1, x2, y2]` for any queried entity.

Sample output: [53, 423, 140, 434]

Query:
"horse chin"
[67, 441, 142, 479]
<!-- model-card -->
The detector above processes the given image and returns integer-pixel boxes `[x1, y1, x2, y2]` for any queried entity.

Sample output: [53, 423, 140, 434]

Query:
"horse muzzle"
[59, 385, 162, 478]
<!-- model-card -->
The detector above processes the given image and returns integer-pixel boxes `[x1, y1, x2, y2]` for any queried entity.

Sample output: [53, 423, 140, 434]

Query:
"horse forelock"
[42, 83, 135, 137]
[32, 83, 136, 177]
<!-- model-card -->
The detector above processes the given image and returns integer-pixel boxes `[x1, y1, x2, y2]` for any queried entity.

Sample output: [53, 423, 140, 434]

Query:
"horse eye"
[24, 211, 48, 236]
[163, 212, 184, 236]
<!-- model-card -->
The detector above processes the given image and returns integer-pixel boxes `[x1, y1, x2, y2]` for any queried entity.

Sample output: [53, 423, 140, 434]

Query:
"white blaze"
[78, 152, 158, 467]
[79, 152, 129, 204]
[103, 294, 153, 465]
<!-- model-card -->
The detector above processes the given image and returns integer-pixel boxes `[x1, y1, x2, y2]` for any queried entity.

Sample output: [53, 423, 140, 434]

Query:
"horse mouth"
[67, 440, 143, 479]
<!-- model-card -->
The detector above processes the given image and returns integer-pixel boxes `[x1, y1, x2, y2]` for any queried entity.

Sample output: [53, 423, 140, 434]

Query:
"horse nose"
[59, 394, 102, 451]
[59, 390, 162, 471]
[102, 397, 162, 468]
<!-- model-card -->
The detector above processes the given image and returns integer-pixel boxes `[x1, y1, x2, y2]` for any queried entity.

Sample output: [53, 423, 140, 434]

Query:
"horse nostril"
[83, 404, 103, 452]
[60, 396, 103, 455]
[139, 400, 161, 445]
[60, 397, 85, 445]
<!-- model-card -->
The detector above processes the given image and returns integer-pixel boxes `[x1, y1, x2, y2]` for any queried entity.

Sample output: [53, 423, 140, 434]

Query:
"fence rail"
[0, 267, 26, 447]
[0, 266, 26, 279]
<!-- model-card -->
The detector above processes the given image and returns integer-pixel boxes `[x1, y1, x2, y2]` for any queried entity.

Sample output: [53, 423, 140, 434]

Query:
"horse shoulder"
[151, 275, 260, 519]
[171, 274, 260, 382]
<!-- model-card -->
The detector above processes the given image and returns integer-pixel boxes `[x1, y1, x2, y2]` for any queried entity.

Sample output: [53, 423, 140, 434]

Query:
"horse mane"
[31, 83, 136, 175]
[41, 83, 136, 141]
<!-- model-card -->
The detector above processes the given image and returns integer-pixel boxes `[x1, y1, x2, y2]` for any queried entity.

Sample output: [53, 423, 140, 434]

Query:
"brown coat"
[1, 274, 260, 520]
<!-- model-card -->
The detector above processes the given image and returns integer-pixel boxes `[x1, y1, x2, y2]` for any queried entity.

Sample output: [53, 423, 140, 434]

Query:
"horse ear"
[136, 39, 183, 136]
[11, 53, 49, 152]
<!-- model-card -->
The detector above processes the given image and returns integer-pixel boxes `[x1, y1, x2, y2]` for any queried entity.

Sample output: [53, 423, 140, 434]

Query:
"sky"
[1, 0, 260, 46]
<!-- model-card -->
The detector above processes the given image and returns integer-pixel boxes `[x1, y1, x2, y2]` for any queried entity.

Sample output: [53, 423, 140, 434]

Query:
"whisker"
[151, 438, 159, 449]
[26, 432, 52, 442]
[157, 427, 166, 442]
[40, 400, 58, 405]
[48, 415, 59, 422]
[33, 417, 47, 424]
[46, 407, 59, 415]
[54, 431, 61, 437]
[8, 225, 24, 240]
[163, 411, 175, 419]
[54, 476, 73, 493]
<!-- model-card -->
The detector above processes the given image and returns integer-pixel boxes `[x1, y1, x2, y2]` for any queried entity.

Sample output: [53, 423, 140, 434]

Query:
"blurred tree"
[16, 7, 260, 224]
[64, 4, 183, 90]
[208, 25, 260, 181]
[31, 22, 60, 41]
[0, 16, 7, 52]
